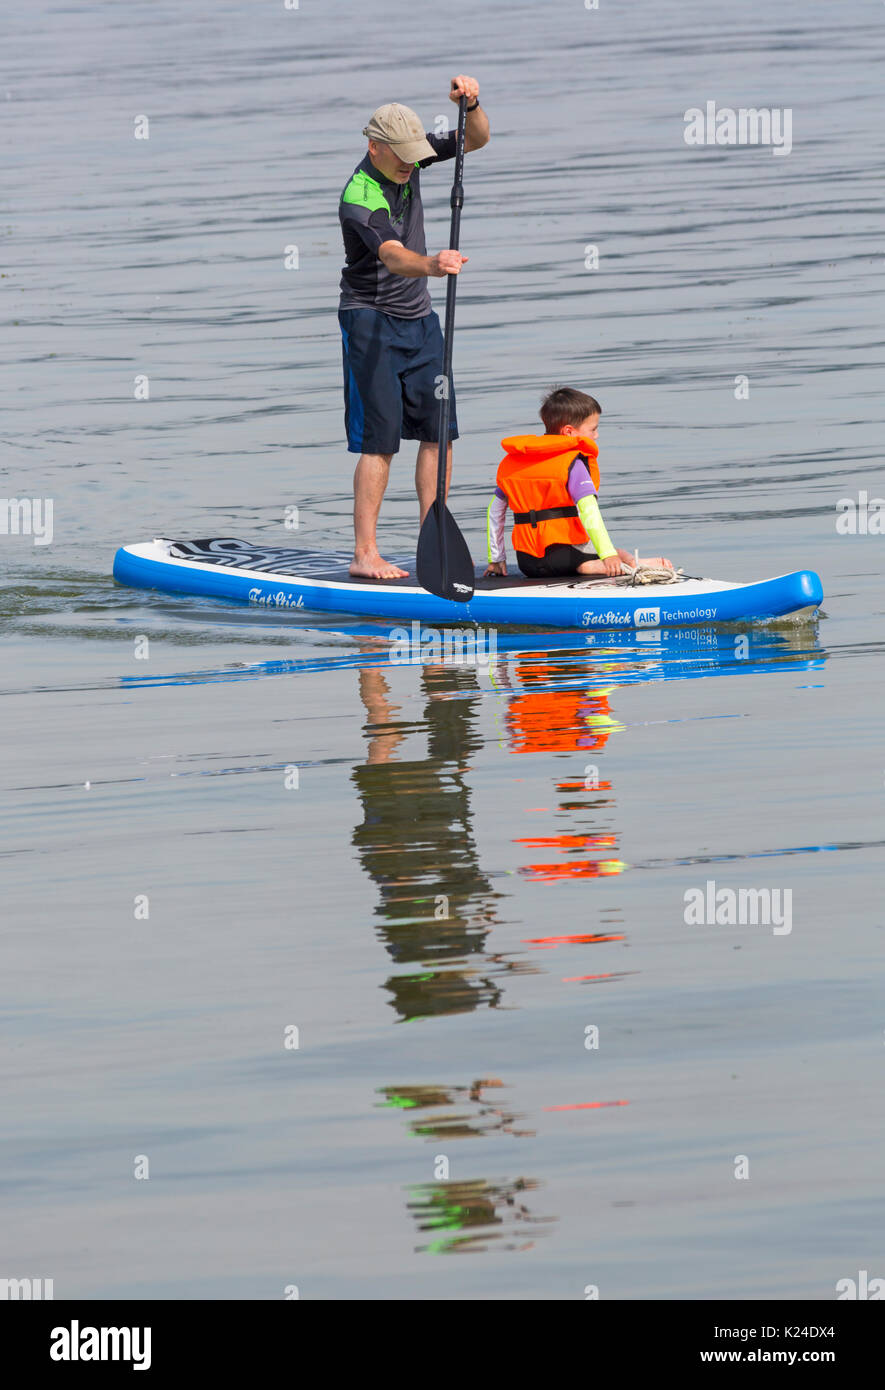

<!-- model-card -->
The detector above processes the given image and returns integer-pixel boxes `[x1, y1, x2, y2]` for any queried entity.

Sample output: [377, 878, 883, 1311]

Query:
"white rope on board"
[617, 550, 685, 586]
[619, 563, 685, 587]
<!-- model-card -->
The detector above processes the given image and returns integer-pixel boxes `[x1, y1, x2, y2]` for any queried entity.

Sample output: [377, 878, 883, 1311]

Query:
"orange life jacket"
[496, 435, 601, 558]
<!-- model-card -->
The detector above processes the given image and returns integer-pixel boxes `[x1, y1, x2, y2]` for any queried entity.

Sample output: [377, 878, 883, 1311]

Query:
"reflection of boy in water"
[501, 660, 626, 883]
[506, 666, 620, 756]
[352, 661, 503, 1021]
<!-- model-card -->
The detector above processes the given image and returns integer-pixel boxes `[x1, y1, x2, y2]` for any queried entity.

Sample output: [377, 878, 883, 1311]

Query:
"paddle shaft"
[433, 95, 468, 587]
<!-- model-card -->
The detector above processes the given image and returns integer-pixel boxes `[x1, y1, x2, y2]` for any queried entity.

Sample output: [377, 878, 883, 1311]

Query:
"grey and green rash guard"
[338, 131, 456, 319]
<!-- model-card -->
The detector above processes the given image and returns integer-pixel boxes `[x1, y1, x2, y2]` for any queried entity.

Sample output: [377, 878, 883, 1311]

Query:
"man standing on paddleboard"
[338, 76, 489, 579]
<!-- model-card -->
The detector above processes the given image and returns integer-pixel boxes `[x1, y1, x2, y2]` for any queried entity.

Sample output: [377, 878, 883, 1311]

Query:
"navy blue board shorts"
[339, 307, 459, 456]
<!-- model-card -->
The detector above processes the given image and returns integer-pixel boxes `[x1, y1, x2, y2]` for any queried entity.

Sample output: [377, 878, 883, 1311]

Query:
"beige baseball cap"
[362, 103, 436, 163]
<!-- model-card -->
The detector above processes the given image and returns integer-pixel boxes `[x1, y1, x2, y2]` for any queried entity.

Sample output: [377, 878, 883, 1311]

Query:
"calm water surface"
[2, 0, 883, 1298]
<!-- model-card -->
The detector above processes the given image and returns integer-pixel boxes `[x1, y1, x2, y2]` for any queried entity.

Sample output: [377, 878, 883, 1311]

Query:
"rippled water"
[2, 0, 883, 1299]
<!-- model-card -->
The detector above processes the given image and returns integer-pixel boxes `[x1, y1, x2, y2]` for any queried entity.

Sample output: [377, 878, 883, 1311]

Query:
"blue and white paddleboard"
[113, 538, 824, 630]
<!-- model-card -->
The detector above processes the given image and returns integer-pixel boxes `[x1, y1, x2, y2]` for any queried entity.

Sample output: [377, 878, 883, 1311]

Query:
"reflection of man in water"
[352, 661, 503, 1022]
[407, 1175, 545, 1254]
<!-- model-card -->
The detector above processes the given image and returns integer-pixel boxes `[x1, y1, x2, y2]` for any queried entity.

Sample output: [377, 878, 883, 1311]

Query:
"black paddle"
[416, 93, 475, 602]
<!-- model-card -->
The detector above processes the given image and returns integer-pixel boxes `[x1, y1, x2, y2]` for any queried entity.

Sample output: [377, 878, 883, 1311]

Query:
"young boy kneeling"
[484, 386, 671, 579]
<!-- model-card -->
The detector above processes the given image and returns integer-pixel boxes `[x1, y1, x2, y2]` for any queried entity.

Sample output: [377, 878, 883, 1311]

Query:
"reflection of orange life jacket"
[507, 672, 615, 755]
[497, 435, 601, 559]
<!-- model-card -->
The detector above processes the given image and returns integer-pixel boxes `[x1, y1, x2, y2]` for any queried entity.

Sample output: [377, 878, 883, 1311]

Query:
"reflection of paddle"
[416, 94, 475, 603]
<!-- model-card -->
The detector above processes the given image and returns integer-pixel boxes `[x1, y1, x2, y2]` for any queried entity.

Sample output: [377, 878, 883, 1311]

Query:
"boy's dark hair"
[540, 386, 602, 434]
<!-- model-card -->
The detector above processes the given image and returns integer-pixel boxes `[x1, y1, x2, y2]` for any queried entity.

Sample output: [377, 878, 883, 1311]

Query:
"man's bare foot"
[350, 551, 409, 580]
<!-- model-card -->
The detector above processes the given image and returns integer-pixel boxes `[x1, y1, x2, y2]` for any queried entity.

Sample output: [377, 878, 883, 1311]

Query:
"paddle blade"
[416, 502, 475, 602]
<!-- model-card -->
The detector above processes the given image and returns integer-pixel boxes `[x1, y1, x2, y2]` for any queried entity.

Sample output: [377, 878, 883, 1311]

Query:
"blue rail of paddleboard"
[113, 547, 823, 630]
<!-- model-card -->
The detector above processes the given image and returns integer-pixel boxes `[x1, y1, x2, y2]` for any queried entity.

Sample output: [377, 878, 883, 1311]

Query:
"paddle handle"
[434, 95, 468, 584]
